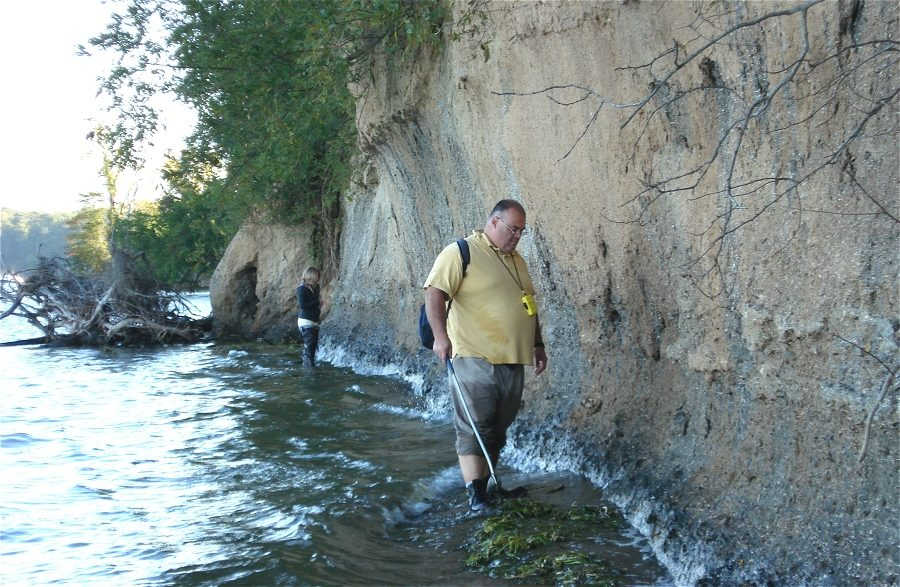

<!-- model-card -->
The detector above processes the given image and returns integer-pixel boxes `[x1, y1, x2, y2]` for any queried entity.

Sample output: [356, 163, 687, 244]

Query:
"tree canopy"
[75, 0, 445, 288]
[86, 0, 445, 225]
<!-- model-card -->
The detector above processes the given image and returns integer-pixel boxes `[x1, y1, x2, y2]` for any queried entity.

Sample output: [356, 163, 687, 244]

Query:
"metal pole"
[447, 359, 499, 488]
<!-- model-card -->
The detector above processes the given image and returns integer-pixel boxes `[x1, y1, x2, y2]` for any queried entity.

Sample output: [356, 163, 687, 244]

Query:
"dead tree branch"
[493, 0, 898, 296]
[619, 0, 827, 129]
[0, 256, 211, 347]
[833, 333, 899, 464]
[492, 85, 639, 162]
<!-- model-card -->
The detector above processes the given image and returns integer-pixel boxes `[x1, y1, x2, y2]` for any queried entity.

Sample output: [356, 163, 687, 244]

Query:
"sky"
[0, 1, 194, 215]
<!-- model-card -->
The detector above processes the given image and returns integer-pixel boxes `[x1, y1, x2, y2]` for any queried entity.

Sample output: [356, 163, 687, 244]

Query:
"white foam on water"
[380, 466, 460, 528]
[317, 339, 430, 398]
[369, 403, 421, 419]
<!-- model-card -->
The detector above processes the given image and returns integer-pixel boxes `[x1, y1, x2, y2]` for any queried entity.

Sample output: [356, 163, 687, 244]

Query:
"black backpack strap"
[420, 238, 472, 350]
[456, 238, 470, 276]
[445, 238, 470, 314]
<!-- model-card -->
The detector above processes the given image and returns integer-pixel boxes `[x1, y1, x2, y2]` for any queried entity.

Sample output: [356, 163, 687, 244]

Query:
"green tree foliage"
[0, 209, 72, 274]
[65, 139, 123, 275]
[86, 0, 446, 230]
[66, 199, 112, 274]
[113, 156, 237, 288]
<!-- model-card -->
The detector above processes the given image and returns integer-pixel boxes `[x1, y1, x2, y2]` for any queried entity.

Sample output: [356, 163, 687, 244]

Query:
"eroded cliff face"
[210, 221, 313, 342]
[213, 1, 898, 584]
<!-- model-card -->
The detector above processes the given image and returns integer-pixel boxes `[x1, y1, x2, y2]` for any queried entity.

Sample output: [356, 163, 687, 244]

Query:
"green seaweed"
[463, 498, 625, 584]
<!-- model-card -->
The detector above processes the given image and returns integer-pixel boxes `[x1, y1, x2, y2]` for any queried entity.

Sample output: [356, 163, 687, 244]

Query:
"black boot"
[466, 478, 490, 512]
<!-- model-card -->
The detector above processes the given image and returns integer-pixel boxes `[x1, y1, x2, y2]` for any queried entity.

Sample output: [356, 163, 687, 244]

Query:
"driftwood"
[0, 336, 51, 347]
[1, 254, 212, 347]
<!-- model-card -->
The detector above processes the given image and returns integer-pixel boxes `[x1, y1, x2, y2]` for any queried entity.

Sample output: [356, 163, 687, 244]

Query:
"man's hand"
[433, 333, 452, 363]
[425, 286, 451, 362]
[534, 346, 548, 375]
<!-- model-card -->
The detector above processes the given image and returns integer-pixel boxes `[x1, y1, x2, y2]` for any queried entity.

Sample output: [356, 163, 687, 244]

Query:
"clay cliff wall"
[210, 221, 313, 342]
[211, 1, 898, 583]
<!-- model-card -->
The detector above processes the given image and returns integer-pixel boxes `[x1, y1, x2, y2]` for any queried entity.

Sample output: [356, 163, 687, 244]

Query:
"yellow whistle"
[521, 293, 537, 316]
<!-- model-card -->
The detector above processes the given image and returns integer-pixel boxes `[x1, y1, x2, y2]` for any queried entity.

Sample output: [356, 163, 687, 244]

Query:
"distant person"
[296, 266, 322, 367]
[423, 199, 547, 512]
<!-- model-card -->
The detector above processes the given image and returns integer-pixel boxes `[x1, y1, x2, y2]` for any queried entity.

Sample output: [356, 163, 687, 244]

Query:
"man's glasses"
[497, 216, 527, 237]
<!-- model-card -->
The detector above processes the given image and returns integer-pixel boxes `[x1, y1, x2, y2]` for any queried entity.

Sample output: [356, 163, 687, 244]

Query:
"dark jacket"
[296, 284, 321, 323]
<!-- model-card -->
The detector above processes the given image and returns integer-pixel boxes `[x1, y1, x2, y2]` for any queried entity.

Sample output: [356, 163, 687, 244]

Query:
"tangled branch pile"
[1, 254, 211, 347]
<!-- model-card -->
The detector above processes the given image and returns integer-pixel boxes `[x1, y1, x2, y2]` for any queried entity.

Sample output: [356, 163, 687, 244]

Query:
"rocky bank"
[210, 1, 898, 584]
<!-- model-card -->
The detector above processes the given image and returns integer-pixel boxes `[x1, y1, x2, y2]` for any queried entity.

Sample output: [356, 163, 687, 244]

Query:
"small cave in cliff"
[233, 265, 259, 324]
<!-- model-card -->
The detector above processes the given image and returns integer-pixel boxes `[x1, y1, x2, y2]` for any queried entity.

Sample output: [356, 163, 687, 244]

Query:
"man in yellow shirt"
[423, 199, 548, 511]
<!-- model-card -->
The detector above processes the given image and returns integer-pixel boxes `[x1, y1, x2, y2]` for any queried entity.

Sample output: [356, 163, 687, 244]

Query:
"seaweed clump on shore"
[463, 498, 625, 585]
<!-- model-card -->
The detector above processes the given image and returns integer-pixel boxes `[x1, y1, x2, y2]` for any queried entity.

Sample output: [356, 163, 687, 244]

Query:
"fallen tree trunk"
[0, 336, 51, 347]
[1, 255, 213, 347]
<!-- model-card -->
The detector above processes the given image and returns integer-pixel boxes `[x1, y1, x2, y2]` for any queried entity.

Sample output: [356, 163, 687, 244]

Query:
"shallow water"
[1, 294, 670, 585]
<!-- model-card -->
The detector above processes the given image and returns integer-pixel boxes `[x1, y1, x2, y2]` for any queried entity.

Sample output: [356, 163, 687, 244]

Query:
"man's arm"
[425, 286, 451, 361]
[533, 315, 547, 375]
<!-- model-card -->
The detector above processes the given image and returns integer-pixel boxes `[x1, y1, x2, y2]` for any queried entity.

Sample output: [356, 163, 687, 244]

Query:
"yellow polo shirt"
[423, 230, 538, 364]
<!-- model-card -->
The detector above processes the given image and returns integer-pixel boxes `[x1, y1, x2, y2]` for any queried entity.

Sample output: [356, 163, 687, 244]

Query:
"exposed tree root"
[1, 254, 212, 347]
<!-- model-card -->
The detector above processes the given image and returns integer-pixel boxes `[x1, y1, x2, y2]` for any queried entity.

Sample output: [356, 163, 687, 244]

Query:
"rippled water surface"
[1, 295, 669, 585]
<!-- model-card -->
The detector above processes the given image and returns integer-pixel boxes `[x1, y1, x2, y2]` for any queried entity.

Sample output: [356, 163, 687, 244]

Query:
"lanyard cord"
[492, 249, 525, 292]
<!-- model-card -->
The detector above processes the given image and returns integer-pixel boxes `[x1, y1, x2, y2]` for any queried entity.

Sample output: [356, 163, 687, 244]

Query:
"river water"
[1, 293, 670, 585]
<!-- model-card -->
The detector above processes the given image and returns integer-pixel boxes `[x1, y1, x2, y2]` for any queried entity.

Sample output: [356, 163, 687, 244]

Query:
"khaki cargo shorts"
[449, 356, 524, 460]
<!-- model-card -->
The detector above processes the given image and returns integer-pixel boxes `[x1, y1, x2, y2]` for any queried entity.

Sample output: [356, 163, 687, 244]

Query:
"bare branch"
[0, 290, 26, 320]
[857, 372, 897, 464]
[833, 334, 899, 464]
[493, 0, 896, 297]
[619, 0, 827, 130]
[0, 256, 210, 346]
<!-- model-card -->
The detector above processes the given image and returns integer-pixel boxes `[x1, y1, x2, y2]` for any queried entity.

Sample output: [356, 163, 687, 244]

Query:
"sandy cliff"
[210, 221, 313, 342]
[212, 1, 898, 583]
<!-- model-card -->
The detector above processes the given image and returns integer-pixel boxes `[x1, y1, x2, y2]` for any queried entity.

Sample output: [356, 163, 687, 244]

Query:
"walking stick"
[446, 359, 499, 489]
